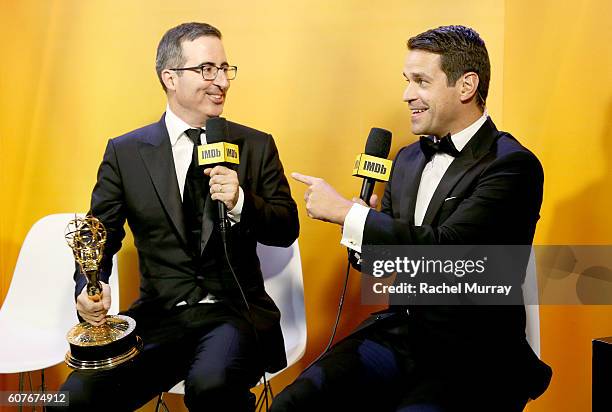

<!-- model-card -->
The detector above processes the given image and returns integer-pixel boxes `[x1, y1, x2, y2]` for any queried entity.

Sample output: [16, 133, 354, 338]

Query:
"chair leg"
[256, 381, 273, 412]
[27, 372, 37, 412]
[15, 372, 39, 412]
[268, 381, 274, 399]
[19, 372, 24, 412]
[255, 385, 264, 411]
[40, 369, 46, 412]
[155, 393, 169, 412]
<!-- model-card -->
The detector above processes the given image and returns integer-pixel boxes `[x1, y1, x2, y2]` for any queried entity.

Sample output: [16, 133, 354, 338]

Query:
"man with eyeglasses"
[55, 22, 299, 411]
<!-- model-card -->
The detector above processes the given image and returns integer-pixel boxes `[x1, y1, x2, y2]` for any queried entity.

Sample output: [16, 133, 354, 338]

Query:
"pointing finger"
[291, 172, 316, 186]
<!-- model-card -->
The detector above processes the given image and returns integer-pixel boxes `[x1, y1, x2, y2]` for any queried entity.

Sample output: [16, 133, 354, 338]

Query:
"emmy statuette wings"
[64, 215, 142, 370]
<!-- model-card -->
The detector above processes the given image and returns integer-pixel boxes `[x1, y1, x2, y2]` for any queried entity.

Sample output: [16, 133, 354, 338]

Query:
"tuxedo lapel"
[421, 118, 499, 226]
[420, 153, 477, 226]
[137, 115, 188, 245]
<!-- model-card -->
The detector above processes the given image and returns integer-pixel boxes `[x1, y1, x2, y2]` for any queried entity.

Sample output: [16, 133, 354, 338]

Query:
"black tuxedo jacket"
[357, 118, 552, 405]
[74, 114, 299, 372]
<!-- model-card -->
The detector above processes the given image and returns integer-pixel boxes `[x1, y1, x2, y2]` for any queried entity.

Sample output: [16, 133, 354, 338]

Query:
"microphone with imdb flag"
[348, 127, 392, 270]
[353, 127, 393, 202]
[198, 117, 239, 241]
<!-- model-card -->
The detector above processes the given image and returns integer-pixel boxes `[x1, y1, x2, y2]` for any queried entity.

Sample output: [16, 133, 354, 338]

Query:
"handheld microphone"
[352, 128, 392, 202]
[199, 117, 240, 236]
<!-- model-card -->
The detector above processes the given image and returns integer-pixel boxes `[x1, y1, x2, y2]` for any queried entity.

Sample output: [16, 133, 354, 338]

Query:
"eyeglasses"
[170, 64, 238, 81]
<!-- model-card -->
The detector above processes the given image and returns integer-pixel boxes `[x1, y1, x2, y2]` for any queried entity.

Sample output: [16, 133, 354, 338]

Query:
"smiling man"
[273, 25, 551, 411]
[55, 22, 298, 411]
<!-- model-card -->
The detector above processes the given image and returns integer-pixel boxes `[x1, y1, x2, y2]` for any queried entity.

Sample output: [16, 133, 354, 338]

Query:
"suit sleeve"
[363, 150, 543, 246]
[74, 139, 126, 299]
[239, 134, 299, 247]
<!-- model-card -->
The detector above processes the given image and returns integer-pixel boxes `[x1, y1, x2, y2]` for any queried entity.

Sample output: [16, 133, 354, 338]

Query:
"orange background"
[1, 0, 611, 410]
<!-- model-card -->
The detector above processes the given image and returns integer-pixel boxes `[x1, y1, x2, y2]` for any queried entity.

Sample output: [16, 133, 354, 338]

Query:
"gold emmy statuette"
[64, 215, 142, 370]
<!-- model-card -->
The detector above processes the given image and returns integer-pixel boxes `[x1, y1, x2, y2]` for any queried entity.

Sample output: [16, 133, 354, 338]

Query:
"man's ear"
[161, 69, 177, 91]
[459, 72, 479, 103]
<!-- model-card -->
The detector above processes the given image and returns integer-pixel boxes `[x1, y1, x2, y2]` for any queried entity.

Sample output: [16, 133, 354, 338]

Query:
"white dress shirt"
[341, 112, 489, 252]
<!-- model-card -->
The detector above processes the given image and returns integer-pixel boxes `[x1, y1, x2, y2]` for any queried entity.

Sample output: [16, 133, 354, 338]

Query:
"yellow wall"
[504, 0, 612, 410]
[0, 0, 609, 411]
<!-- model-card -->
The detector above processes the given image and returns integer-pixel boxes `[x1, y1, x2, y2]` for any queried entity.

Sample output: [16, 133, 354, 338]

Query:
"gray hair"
[155, 22, 222, 91]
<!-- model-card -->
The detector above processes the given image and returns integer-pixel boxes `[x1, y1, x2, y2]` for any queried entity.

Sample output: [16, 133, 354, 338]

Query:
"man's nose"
[213, 69, 229, 90]
[402, 82, 415, 102]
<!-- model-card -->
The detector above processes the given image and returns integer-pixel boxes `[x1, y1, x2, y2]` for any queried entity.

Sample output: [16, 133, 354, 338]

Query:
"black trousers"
[271, 324, 416, 412]
[271, 314, 529, 412]
[53, 302, 262, 412]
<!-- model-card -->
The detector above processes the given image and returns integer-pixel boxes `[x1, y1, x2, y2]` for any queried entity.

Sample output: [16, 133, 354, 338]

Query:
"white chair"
[157, 240, 307, 411]
[0, 214, 120, 389]
[523, 247, 541, 357]
[257, 240, 307, 381]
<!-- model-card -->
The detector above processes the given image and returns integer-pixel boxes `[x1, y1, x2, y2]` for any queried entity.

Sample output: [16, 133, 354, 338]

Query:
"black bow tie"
[419, 134, 460, 160]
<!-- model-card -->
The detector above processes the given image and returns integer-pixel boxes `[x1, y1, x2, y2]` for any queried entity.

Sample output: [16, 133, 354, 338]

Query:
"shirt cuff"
[227, 186, 244, 225]
[340, 203, 370, 253]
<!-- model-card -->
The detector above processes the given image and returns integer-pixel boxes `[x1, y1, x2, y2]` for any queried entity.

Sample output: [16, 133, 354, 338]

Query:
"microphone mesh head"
[364, 128, 392, 158]
[205, 117, 229, 143]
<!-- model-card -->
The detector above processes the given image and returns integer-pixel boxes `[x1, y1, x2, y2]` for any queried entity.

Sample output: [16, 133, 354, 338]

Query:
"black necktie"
[419, 134, 461, 160]
[185, 128, 202, 167]
[183, 128, 211, 305]
[183, 128, 207, 255]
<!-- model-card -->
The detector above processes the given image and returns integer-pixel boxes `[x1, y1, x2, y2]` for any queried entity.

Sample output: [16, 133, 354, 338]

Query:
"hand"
[351, 194, 379, 209]
[205, 166, 240, 210]
[77, 282, 111, 326]
[291, 172, 353, 225]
